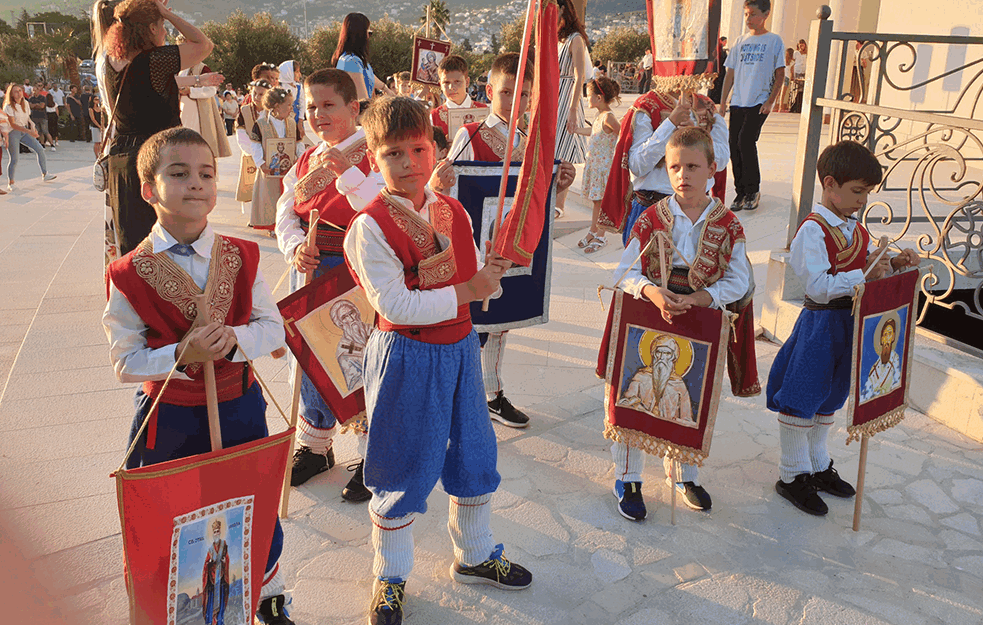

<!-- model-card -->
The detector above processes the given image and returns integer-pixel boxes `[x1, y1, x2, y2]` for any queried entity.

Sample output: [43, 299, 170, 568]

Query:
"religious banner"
[450, 161, 559, 332]
[411, 36, 452, 86]
[845, 268, 919, 442]
[597, 289, 730, 466]
[264, 137, 296, 178]
[447, 107, 491, 142]
[648, 0, 722, 91]
[115, 430, 293, 625]
[277, 263, 374, 429]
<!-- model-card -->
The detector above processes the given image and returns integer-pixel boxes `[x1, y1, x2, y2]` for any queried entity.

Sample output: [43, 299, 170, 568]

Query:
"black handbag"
[94, 63, 130, 192]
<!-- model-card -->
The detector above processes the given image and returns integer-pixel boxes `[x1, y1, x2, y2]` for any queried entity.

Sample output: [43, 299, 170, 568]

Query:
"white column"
[769, 0, 790, 46]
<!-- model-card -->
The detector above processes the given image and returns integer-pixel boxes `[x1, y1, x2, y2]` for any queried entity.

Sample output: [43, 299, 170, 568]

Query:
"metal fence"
[789, 6, 983, 353]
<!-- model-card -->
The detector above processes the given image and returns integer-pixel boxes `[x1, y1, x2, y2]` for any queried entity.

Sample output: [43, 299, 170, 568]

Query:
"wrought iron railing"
[788, 6, 983, 352]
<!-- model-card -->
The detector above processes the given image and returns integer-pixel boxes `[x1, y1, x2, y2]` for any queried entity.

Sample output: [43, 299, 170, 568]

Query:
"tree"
[590, 27, 649, 66]
[201, 11, 303, 89]
[499, 14, 537, 56]
[420, 0, 451, 32]
[490, 33, 499, 54]
[460, 38, 472, 52]
[305, 17, 414, 88]
[37, 26, 88, 85]
[0, 33, 40, 87]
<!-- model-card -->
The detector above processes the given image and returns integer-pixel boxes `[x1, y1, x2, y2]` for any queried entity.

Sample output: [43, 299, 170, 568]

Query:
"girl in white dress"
[572, 76, 621, 254]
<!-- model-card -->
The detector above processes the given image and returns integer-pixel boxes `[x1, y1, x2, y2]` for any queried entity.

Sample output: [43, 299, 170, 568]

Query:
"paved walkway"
[2, 112, 982, 625]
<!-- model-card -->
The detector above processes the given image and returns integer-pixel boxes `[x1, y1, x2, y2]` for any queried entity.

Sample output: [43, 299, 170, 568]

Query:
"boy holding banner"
[430, 54, 488, 136]
[344, 97, 532, 625]
[767, 140, 920, 516]
[275, 68, 385, 497]
[103, 127, 295, 624]
[605, 126, 756, 520]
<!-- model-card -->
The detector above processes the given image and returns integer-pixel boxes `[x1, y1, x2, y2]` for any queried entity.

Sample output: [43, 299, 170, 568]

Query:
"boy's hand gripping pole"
[195, 295, 223, 452]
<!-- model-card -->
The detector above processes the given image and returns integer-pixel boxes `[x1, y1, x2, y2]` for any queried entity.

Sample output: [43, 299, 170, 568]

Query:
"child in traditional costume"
[767, 140, 919, 516]
[430, 54, 489, 136]
[247, 87, 305, 233]
[275, 69, 385, 499]
[444, 53, 576, 428]
[103, 127, 294, 624]
[600, 126, 759, 520]
[234, 79, 270, 216]
[343, 97, 531, 625]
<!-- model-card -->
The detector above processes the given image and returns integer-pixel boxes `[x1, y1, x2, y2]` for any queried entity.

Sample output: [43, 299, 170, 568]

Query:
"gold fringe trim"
[340, 412, 367, 435]
[652, 73, 718, 92]
[603, 422, 708, 467]
[846, 404, 906, 444]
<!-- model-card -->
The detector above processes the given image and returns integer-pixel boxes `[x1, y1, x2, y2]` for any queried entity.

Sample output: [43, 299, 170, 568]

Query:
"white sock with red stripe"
[447, 494, 495, 567]
[778, 414, 814, 483]
[662, 457, 699, 484]
[356, 430, 368, 458]
[809, 413, 835, 472]
[259, 564, 284, 600]
[482, 331, 507, 401]
[370, 508, 416, 580]
[611, 441, 645, 483]
[296, 418, 335, 456]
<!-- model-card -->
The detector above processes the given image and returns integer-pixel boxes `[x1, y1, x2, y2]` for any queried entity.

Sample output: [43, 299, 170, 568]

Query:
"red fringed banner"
[647, 0, 722, 92]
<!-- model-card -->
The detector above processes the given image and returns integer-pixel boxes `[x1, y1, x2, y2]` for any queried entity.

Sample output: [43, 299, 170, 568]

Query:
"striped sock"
[778, 414, 814, 483]
[370, 508, 416, 580]
[809, 413, 835, 472]
[259, 563, 284, 600]
[611, 440, 645, 484]
[448, 494, 495, 567]
[482, 331, 507, 401]
[663, 457, 699, 484]
[296, 418, 335, 455]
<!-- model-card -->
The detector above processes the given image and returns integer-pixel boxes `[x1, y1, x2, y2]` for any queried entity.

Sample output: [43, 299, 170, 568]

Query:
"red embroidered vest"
[630, 197, 745, 292]
[292, 137, 373, 254]
[107, 235, 260, 405]
[431, 101, 489, 136]
[798, 212, 870, 275]
[349, 192, 478, 344]
[461, 121, 524, 162]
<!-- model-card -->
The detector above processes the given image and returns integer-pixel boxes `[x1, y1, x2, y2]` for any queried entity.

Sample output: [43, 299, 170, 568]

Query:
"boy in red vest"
[443, 52, 575, 428]
[430, 54, 488, 136]
[344, 97, 532, 625]
[767, 141, 919, 516]
[275, 68, 385, 497]
[104, 127, 294, 624]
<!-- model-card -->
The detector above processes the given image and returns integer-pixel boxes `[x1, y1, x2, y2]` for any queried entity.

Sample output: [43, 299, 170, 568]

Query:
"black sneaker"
[488, 392, 530, 428]
[342, 459, 372, 503]
[257, 594, 293, 625]
[744, 192, 761, 210]
[812, 460, 856, 498]
[450, 544, 532, 590]
[613, 480, 647, 521]
[667, 479, 712, 511]
[730, 195, 746, 212]
[290, 445, 335, 487]
[368, 578, 405, 625]
[776, 473, 828, 516]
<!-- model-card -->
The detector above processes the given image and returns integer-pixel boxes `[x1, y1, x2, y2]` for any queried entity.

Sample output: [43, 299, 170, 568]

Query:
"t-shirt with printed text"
[724, 31, 785, 108]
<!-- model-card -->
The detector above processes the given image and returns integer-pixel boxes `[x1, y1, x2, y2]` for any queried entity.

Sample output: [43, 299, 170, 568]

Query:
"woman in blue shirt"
[331, 13, 395, 101]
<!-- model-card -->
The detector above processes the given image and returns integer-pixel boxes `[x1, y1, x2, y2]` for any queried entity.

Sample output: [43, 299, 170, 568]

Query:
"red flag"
[493, 0, 560, 266]
[115, 430, 293, 625]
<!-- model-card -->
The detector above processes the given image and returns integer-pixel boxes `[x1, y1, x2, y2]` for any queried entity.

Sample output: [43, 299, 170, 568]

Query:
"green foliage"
[201, 11, 303, 89]
[499, 16, 524, 54]
[460, 38, 472, 52]
[590, 27, 649, 65]
[449, 44, 495, 80]
[0, 32, 41, 68]
[0, 19, 13, 36]
[364, 18, 415, 84]
[490, 33, 499, 54]
[420, 0, 451, 31]
[304, 23, 340, 76]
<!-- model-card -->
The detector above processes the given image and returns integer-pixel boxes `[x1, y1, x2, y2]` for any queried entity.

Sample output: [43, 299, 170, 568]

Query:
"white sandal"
[584, 236, 608, 254]
[577, 232, 597, 248]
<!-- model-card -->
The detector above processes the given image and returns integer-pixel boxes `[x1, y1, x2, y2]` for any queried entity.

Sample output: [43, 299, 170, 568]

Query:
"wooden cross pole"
[655, 231, 677, 525]
[280, 208, 320, 519]
[196, 295, 223, 452]
[853, 434, 870, 531]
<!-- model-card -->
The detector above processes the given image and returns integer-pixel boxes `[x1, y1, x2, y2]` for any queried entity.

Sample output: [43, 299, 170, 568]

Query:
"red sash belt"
[301, 220, 346, 256]
[376, 317, 472, 345]
[141, 363, 254, 449]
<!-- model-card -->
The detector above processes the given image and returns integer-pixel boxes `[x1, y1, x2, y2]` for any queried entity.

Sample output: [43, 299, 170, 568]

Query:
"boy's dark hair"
[262, 87, 291, 111]
[817, 140, 883, 187]
[744, 0, 770, 13]
[667, 127, 715, 167]
[137, 127, 214, 186]
[397, 71, 412, 82]
[251, 63, 277, 81]
[305, 68, 357, 104]
[433, 127, 449, 151]
[362, 96, 433, 149]
[489, 52, 534, 85]
[438, 54, 469, 76]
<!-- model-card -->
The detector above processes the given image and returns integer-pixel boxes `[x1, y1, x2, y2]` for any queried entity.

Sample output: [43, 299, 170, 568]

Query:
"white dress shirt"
[103, 223, 285, 382]
[615, 196, 751, 309]
[789, 204, 876, 304]
[344, 187, 487, 326]
[629, 112, 730, 194]
[275, 128, 385, 263]
[448, 112, 522, 162]
[247, 115, 306, 167]
[446, 94, 475, 109]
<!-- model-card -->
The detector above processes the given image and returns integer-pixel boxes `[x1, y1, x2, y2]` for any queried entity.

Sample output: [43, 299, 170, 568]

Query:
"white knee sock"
[778, 414, 814, 483]
[296, 419, 334, 455]
[259, 564, 284, 600]
[447, 494, 495, 567]
[356, 430, 368, 459]
[611, 441, 645, 483]
[809, 413, 835, 472]
[663, 457, 699, 484]
[482, 331, 507, 400]
[370, 508, 416, 581]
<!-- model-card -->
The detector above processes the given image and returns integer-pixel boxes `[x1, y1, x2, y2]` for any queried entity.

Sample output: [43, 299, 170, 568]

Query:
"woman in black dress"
[95, 0, 215, 258]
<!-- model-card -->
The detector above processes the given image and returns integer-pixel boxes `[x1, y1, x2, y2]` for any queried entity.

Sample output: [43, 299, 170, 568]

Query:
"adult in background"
[220, 91, 239, 136]
[66, 85, 85, 142]
[555, 0, 589, 218]
[639, 48, 653, 93]
[28, 81, 53, 149]
[175, 35, 230, 159]
[332, 13, 394, 101]
[96, 0, 214, 256]
[45, 88, 60, 150]
[80, 86, 94, 142]
[0, 106, 10, 195]
[49, 81, 65, 115]
[709, 37, 728, 104]
[3, 83, 57, 191]
[89, 94, 105, 158]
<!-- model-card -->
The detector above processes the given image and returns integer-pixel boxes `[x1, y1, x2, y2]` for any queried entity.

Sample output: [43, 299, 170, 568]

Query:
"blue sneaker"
[450, 543, 532, 590]
[613, 480, 646, 521]
[368, 577, 405, 625]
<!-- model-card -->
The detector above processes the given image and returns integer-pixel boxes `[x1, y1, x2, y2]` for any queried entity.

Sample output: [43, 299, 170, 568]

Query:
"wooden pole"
[669, 456, 677, 526]
[852, 434, 869, 531]
[863, 236, 891, 279]
[426, 3, 432, 38]
[196, 295, 223, 452]
[280, 209, 320, 519]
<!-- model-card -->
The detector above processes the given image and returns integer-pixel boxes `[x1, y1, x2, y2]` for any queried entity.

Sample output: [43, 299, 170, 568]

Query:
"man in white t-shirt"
[719, 0, 784, 212]
[49, 83, 65, 113]
[639, 49, 653, 93]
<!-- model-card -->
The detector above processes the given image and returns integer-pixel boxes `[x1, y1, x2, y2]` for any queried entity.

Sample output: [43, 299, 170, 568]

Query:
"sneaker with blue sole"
[613, 480, 647, 521]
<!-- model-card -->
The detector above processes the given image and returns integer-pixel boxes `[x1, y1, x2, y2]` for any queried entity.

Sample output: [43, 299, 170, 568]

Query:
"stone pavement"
[2, 111, 983, 625]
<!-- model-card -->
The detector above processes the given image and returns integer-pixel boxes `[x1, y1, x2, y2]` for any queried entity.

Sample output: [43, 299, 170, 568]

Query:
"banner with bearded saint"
[845, 268, 919, 443]
[277, 263, 376, 431]
[596, 289, 731, 466]
[647, 0, 722, 91]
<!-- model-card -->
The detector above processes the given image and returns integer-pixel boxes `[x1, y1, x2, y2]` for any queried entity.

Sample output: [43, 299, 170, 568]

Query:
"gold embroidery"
[418, 247, 458, 289]
[478, 126, 526, 162]
[295, 138, 368, 204]
[806, 213, 865, 271]
[379, 193, 461, 288]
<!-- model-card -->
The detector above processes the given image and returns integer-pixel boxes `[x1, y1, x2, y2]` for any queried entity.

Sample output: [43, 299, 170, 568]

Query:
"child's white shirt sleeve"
[614, 237, 654, 299]
[628, 111, 676, 178]
[449, 125, 474, 162]
[789, 220, 865, 304]
[710, 113, 730, 169]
